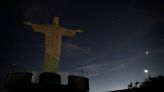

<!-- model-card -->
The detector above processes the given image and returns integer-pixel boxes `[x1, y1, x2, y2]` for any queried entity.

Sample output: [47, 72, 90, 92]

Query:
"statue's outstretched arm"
[23, 22, 33, 26]
[62, 27, 83, 37]
[24, 22, 47, 34]
[74, 29, 83, 33]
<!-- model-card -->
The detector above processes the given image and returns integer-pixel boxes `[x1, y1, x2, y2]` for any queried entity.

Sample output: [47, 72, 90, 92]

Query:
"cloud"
[59, 63, 107, 79]
[108, 63, 127, 72]
[78, 63, 107, 77]
[62, 43, 91, 57]
[59, 71, 80, 77]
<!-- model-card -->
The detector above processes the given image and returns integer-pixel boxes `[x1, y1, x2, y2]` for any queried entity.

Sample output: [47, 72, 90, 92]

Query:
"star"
[145, 51, 149, 55]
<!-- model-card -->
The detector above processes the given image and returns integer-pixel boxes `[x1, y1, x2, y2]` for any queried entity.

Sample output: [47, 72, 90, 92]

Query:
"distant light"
[144, 69, 148, 73]
[145, 51, 149, 55]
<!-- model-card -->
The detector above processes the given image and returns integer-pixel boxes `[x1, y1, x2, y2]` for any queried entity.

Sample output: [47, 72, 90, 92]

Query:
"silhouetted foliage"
[110, 75, 164, 92]
[128, 82, 133, 89]
[139, 75, 164, 90]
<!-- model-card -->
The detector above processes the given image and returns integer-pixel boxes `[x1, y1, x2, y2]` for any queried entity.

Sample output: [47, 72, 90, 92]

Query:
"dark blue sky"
[1, 0, 164, 91]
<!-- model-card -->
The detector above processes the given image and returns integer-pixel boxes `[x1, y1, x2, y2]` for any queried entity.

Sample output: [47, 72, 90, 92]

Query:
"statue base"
[39, 72, 61, 85]
[4, 72, 89, 92]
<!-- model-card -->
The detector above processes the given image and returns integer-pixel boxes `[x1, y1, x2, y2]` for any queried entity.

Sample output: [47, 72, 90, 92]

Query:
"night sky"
[1, 0, 164, 92]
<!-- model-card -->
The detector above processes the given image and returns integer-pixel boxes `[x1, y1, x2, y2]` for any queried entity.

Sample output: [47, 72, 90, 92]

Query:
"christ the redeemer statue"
[24, 16, 82, 73]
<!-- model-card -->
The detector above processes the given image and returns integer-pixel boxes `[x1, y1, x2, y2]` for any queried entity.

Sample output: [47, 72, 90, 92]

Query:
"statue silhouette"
[24, 16, 83, 73]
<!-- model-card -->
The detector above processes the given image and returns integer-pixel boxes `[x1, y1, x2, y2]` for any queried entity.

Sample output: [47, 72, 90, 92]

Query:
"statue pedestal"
[39, 73, 61, 85]
[68, 75, 89, 92]
[4, 72, 89, 92]
[4, 72, 32, 89]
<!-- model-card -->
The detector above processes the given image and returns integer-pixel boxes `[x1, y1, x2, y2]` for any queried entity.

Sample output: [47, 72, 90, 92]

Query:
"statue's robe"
[31, 24, 76, 73]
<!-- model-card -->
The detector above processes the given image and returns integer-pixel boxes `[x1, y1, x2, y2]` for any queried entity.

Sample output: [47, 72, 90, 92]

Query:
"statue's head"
[52, 16, 59, 26]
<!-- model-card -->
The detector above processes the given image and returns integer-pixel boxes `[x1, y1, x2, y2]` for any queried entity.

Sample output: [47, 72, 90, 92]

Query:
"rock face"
[4, 72, 89, 92]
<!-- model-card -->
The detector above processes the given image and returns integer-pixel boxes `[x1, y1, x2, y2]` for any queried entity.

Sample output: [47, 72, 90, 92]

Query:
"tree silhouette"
[139, 75, 164, 90]
[111, 75, 164, 92]
[128, 82, 133, 89]
[134, 82, 139, 88]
